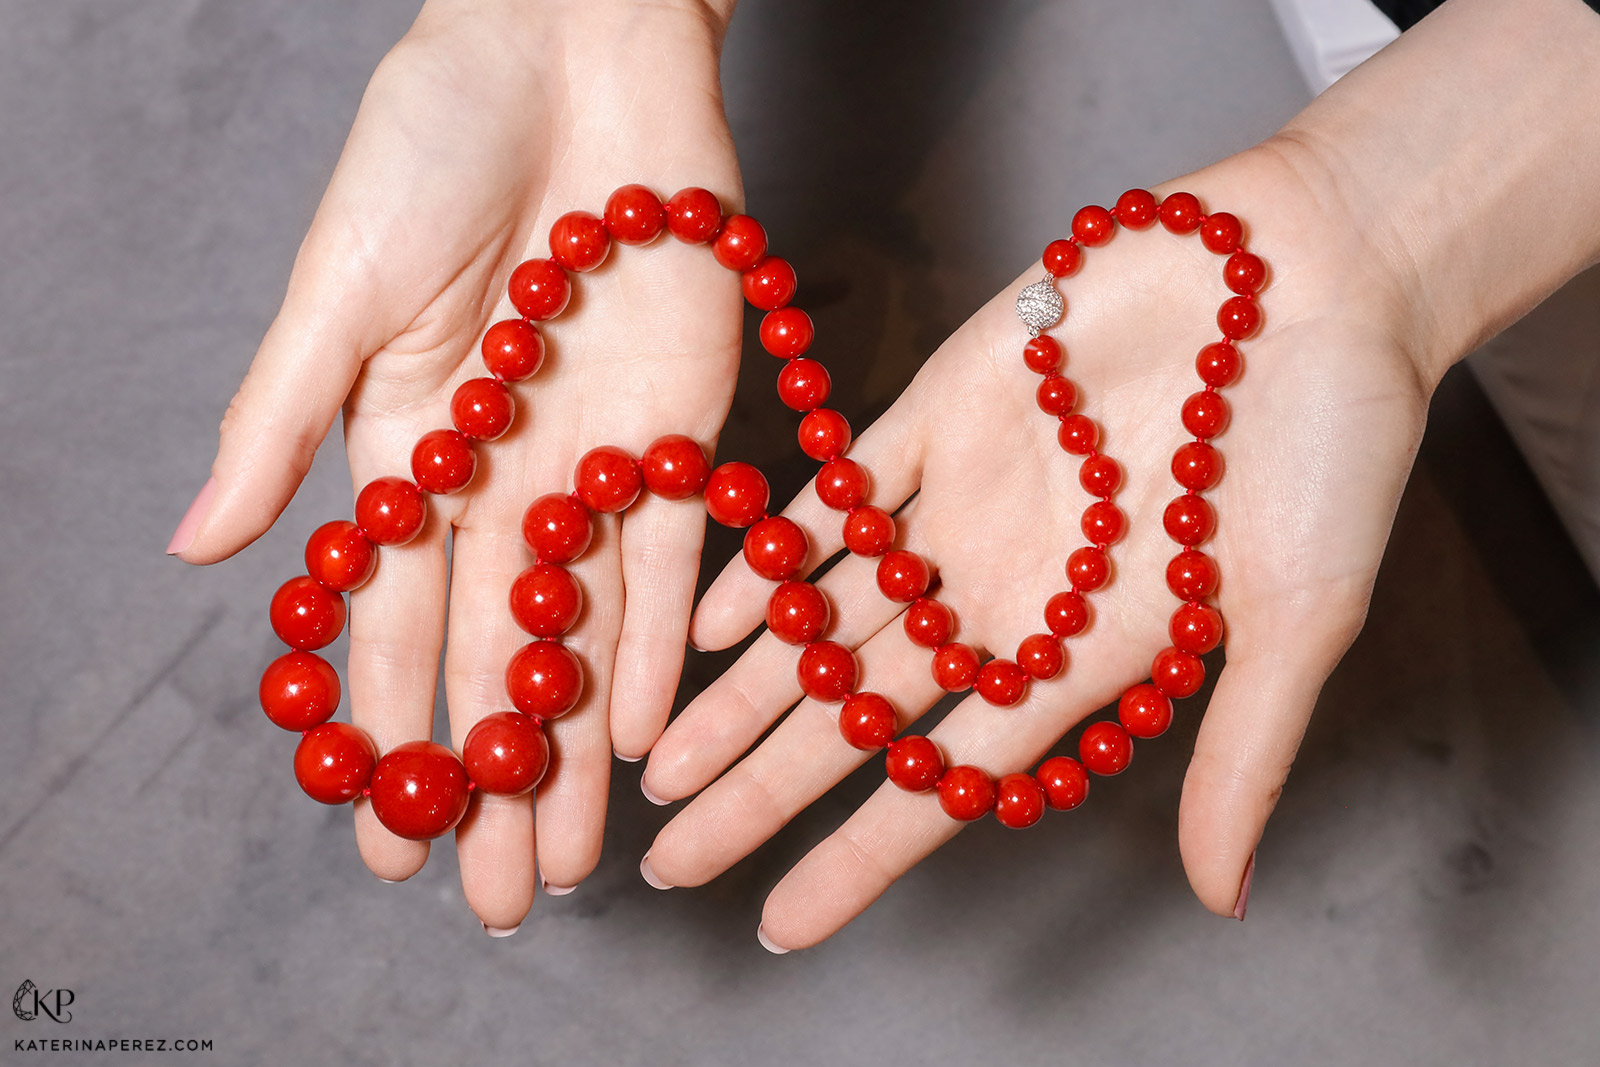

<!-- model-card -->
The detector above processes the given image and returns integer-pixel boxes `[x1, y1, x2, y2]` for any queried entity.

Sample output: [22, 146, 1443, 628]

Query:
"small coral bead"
[462, 711, 550, 797]
[1081, 500, 1126, 545]
[1118, 683, 1174, 739]
[842, 505, 895, 557]
[1079, 453, 1122, 497]
[1217, 296, 1261, 340]
[1066, 546, 1110, 592]
[1036, 755, 1090, 811]
[839, 692, 898, 750]
[304, 520, 376, 593]
[932, 643, 980, 692]
[742, 257, 798, 310]
[1152, 646, 1206, 698]
[705, 462, 770, 527]
[1042, 239, 1081, 278]
[549, 210, 610, 272]
[1044, 590, 1090, 638]
[260, 650, 341, 731]
[993, 773, 1047, 829]
[1078, 721, 1133, 776]
[712, 214, 768, 271]
[368, 741, 472, 841]
[743, 516, 810, 582]
[799, 408, 851, 461]
[506, 640, 584, 719]
[451, 377, 516, 441]
[1158, 192, 1204, 234]
[885, 735, 945, 792]
[1057, 414, 1099, 455]
[480, 319, 545, 381]
[876, 550, 931, 603]
[270, 576, 346, 651]
[355, 476, 426, 546]
[1172, 441, 1223, 492]
[1024, 335, 1062, 374]
[509, 563, 583, 637]
[1196, 341, 1241, 387]
[1016, 633, 1065, 680]
[603, 184, 667, 245]
[412, 429, 477, 495]
[1163, 493, 1217, 546]
[293, 722, 378, 805]
[1181, 390, 1230, 439]
[575, 445, 643, 513]
[937, 765, 997, 821]
[777, 358, 831, 411]
[1072, 204, 1115, 246]
[1037, 375, 1077, 417]
[1113, 188, 1159, 228]
[1224, 250, 1266, 295]
[1166, 550, 1219, 600]
[639, 434, 711, 500]
[760, 307, 814, 358]
[1200, 212, 1243, 255]
[975, 659, 1028, 707]
[665, 187, 722, 243]
[507, 258, 570, 321]
[522, 493, 593, 563]
[816, 457, 869, 511]
[798, 641, 858, 703]
[903, 597, 953, 649]
[1170, 601, 1224, 654]
[766, 581, 830, 645]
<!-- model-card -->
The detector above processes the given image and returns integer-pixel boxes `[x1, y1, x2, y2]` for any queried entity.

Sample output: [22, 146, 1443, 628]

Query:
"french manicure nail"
[543, 883, 575, 896]
[615, 751, 643, 763]
[482, 922, 521, 938]
[1234, 851, 1256, 921]
[641, 778, 669, 806]
[756, 925, 790, 955]
[166, 476, 218, 555]
[377, 877, 399, 885]
[640, 854, 671, 890]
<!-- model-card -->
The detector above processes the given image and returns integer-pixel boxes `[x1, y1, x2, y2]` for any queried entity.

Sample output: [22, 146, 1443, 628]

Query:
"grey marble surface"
[2, 1, 1597, 1064]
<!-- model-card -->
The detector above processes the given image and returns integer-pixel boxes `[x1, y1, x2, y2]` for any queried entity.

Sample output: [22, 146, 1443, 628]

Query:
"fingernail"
[377, 877, 399, 884]
[482, 921, 521, 938]
[756, 925, 790, 955]
[542, 882, 575, 896]
[687, 638, 706, 653]
[166, 477, 217, 555]
[640, 854, 671, 890]
[615, 751, 643, 763]
[641, 778, 670, 806]
[1234, 851, 1256, 921]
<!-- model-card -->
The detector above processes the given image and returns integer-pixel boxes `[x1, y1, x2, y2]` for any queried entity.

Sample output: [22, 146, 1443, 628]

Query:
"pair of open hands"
[174, 2, 1434, 948]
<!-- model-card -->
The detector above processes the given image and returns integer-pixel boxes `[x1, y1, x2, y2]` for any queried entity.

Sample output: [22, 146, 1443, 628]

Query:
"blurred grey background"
[2, 0, 1598, 1064]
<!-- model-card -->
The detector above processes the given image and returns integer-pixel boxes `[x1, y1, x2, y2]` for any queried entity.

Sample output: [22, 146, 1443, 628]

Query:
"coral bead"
[744, 516, 810, 582]
[937, 766, 997, 821]
[509, 562, 583, 637]
[1024, 335, 1062, 374]
[1079, 453, 1121, 497]
[665, 187, 722, 243]
[766, 581, 830, 645]
[293, 722, 377, 805]
[1066, 546, 1110, 592]
[549, 210, 610, 273]
[777, 358, 831, 411]
[994, 773, 1047, 829]
[522, 492, 593, 563]
[1072, 204, 1115, 246]
[1113, 188, 1159, 228]
[742, 257, 798, 310]
[603, 184, 667, 245]
[1081, 500, 1126, 545]
[1118, 683, 1173, 739]
[506, 640, 584, 720]
[885, 735, 945, 792]
[712, 214, 767, 271]
[305, 520, 375, 593]
[975, 659, 1028, 707]
[817, 457, 869, 511]
[368, 741, 472, 841]
[1167, 549, 1219, 600]
[839, 691, 898, 750]
[876, 550, 930, 603]
[1181, 390, 1230, 439]
[1153, 646, 1206, 698]
[1217, 296, 1261, 340]
[798, 641, 858, 703]
[270, 576, 346, 651]
[705, 462, 770, 527]
[1158, 192, 1203, 234]
[1042, 238, 1081, 278]
[1036, 756, 1090, 811]
[1057, 413, 1099, 455]
[260, 650, 340, 731]
[1163, 493, 1217, 546]
[760, 307, 814, 358]
[1200, 212, 1243, 255]
[355, 476, 426, 546]
[575, 445, 643, 513]
[480, 319, 545, 381]
[1171, 601, 1224, 654]
[1224, 250, 1266, 295]
[903, 597, 953, 649]
[640, 435, 711, 500]
[412, 429, 477, 495]
[1079, 720, 1133, 776]
[1172, 441, 1223, 491]
[799, 408, 851, 461]
[1196, 341, 1241, 387]
[462, 711, 549, 796]
[1044, 590, 1090, 638]
[451, 377, 516, 441]
[1016, 633, 1065, 680]
[1037, 374, 1077, 417]
[842, 505, 895, 557]
[932, 643, 980, 691]
[507, 258, 570, 320]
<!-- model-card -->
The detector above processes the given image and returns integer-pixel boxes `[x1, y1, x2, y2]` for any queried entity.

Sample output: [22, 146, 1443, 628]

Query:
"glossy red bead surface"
[260, 650, 340, 731]
[876, 550, 931, 603]
[711, 214, 767, 271]
[1078, 720, 1133, 776]
[1152, 646, 1206, 698]
[1044, 590, 1090, 638]
[1042, 238, 1081, 278]
[885, 735, 945, 792]
[356, 477, 426, 546]
[1024, 335, 1062, 374]
[1217, 296, 1261, 340]
[798, 640, 858, 703]
[1166, 549, 1219, 600]
[932, 643, 980, 691]
[1072, 204, 1115, 247]
[705, 462, 770, 527]
[1081, 500, 1126, 545]
[451, 377, 516, 441]
[1057, 413, 1099, 455]
[665, 187, 722, 243]
[462, 711, 549, 796]
[575, 445, 643, 513]
[412, 429, 477, 495]
[744, 516, 809, 582]
[270, 576, 346, 651]
[304, 520, 375, 593]
[937, 765, 997, 821]
[1016, 633, 1065, 680]
[1036, 755, 1090, 811]
[1066, 546, 1110, 592]
[549, 210, 611, 273]
[760, 307, 814, 358]
[1158, 192, 1203, 234]
[1170, 601, 1224, 654]
[368, 740, 472, 841]
[507, 258, 570, 321]
[1224, 250, 1266, 294]
[1113, 188, 1159, 228]
[640, 435, 711, 500]
[480, 319, 545, 381]
[1200, 212, 1243, 255]
[522, 493, 593, 564]
[1196, 341, 1241, 388]
[777, 358, 831, 411]
[766, 581, 830, 645]
[799, 408, 851, 461]
[993, 773, 1047, 829]
[816, 457, 869, 512]
[603, 184, 667, 245]
[505, 640, 584, 720]
[975, 659, 1028, 707]
[839, 691, 897, 750]
[1079, 453, 1121, 497]
[842, 505, 895, 557]
[741, 257, 797, 310]
[1118, 683, 1173, 739]
[293, 722, 377, 805]
[1181, 390, 1230, 439]
[1172, 441, 1223, 491]
[1163, 493, 1217, 546]
[509, 562, 583, 637]
[1037, 374, 1077, 416]
[903, 597, 953, 649]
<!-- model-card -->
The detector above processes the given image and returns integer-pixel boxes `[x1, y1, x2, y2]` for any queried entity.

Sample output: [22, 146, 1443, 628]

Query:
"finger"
[444, 522, 537, 931]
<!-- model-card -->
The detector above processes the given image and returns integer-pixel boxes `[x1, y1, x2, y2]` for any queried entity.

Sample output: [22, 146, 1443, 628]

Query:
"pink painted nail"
[167, 477, 217, 555]
[1234, 851, 1256, 921]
